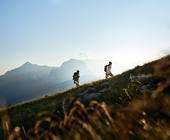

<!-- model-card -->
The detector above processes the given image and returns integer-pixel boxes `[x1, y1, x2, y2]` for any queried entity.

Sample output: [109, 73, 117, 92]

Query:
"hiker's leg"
[75, 80, 79, 87]
[77, 79, 80, 87]
[109, 73, 114, 78]
[76, 82, 79, 87]
[105, 73, 108, 79]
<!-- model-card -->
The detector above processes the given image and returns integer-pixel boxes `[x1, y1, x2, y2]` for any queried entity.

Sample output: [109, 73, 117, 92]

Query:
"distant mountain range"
[0, 59, 100, 105]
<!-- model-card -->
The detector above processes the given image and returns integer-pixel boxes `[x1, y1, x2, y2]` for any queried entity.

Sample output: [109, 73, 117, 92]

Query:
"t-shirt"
[107, 64, 112, 73]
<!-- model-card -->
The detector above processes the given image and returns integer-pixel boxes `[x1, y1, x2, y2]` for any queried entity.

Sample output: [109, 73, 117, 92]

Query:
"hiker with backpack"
[104, 61, 114, 79]
[73, 70, 80, 87]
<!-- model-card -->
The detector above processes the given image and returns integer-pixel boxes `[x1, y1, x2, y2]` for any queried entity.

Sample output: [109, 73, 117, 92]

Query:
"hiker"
[73, 70, 80, 87]
[104, 61, 114, 79]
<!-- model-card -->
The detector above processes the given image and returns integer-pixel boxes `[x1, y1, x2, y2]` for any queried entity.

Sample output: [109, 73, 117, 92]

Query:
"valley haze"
[0, 59, 104, 105]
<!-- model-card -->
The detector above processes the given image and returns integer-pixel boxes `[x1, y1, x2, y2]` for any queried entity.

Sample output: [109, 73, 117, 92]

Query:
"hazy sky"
[0, 0, 170, 75]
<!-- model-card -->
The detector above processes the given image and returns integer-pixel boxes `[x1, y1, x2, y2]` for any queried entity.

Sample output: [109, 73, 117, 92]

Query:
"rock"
[78, 92, 101, 104]
[62, 88, 102, 113]
[77, 88, 101, 104]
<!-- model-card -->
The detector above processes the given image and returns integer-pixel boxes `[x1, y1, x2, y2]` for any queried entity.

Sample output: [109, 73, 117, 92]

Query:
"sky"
[0, 0, 170, 75]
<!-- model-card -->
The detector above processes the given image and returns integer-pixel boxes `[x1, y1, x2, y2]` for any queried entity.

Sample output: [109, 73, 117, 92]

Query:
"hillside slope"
[0, 55, 170, 140]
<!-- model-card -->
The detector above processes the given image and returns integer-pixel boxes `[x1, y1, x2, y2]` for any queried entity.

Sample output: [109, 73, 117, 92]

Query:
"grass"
[0, 55, 170, 140]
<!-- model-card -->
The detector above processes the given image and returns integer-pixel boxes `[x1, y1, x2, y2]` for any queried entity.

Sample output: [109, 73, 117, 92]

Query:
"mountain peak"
[23, 62, 33, 66]
[60, 59, 85, 68]
[67, 58, 82, 63]
[69, 58, 79, 61]
[21, 62, 36, 69]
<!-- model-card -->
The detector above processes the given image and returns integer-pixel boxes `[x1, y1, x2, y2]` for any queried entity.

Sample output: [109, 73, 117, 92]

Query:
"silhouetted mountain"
[49, 59, 92, 83]
[0, 59, 98, 105]
[5, 62, 54, 78]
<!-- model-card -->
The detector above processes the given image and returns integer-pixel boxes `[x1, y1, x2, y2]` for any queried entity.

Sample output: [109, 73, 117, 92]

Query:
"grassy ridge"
[0, 71, 137, 139]
[0, 55, 170, 139]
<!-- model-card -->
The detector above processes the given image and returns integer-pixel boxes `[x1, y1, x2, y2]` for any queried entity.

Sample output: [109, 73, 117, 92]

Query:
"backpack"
[73, 72, 78, 80]
[104, 65, 108, 72]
